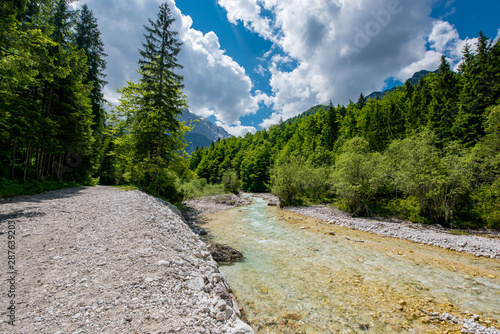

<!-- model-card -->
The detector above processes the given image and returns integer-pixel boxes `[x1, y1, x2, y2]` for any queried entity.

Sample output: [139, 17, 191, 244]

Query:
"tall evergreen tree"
[357, 92, 367, 109]
[135, 2, 187, 191]
[324, 100, 339, 150]
[428, 55, 459, 143]
[454, 34, 495, 145]
[74, 3, 107, 132]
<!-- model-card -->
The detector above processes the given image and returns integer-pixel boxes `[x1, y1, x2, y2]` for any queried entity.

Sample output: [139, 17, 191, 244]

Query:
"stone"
[216, 299, 227, 311]
[230, 319, 255, 334]
[207, 243, 243, 263]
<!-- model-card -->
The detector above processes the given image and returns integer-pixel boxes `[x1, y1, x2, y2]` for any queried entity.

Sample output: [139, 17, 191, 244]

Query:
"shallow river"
[202, 197, 500, 333]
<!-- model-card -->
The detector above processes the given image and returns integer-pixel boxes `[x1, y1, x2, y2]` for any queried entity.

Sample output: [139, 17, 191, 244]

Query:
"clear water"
[202, 197, 500, 333]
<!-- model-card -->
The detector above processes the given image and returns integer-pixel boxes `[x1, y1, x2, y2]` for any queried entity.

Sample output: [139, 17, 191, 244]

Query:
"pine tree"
[135, 2, 187, 192]
[74, 3, 107, 132]
[357, 92, 367, 109]
[324, 100, 338, 150]
[428, 55, 459, 143]
[454, 34, 494, 145]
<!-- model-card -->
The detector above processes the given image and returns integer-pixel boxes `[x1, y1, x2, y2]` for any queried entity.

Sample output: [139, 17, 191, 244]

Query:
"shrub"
[222, 169, 241, 195]
[331, 138, 387, 216]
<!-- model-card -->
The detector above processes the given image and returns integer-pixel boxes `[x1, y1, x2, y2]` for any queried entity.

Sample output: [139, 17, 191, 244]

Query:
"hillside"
[366, 70, 437, 100]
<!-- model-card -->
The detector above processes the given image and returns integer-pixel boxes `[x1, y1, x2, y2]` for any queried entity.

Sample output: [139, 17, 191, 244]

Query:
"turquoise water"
[203, 197, 500, 333]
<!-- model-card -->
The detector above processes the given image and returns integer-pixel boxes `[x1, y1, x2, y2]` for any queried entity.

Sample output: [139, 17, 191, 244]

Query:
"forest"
[1, 1, 499, 230]
[188, 37, 500, 230]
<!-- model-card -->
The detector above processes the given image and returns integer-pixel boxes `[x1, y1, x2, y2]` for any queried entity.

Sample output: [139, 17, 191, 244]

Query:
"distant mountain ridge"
[366, 69, 438, 100]
[180, 110, 231, 153]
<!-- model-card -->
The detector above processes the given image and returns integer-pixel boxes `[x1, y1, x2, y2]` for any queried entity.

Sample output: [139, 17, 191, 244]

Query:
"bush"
[472, 180, 500, 230]
[222, 169, 240, 195]
[271, 157, 331, 206]
[386, 196, 428, 224]
[385, 132, 473, 227]
[331, 138, 387, 216]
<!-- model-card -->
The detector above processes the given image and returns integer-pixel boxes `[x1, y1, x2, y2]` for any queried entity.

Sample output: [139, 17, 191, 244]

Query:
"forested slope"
[189, 36, 500, 230]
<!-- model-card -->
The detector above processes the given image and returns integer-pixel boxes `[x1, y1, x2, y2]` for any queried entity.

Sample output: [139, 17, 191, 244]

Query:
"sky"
[71, 0, 500, 136]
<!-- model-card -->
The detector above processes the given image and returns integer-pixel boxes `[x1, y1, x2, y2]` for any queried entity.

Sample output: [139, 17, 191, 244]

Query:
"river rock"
[207, 242, 243, 263]
[0, 186, 253, 334]
[230, 319, 256, 334]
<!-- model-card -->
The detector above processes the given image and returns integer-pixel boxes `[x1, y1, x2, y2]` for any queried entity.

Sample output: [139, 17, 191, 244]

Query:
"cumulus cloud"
[168, 2, 260, 125]
[217, 0, 449, 127]
[397, 20, 479, 78]
[73, 0, 259, 132]
[217, 121, 257, 137]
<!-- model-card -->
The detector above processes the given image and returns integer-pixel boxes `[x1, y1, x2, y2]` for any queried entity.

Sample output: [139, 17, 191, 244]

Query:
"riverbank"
[249, 193, 500, 259]
[199, 196, 500, 334]
[0, 186, 253, 333]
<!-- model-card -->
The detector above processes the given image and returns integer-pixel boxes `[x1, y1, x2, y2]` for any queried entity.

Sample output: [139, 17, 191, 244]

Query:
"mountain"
[366, 69, 438, 100]
[180, 110, 231, 153]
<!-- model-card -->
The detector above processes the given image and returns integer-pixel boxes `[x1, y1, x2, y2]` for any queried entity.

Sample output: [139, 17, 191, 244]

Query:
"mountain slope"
[366, 70, 437, 100]
[180, 110, 231, 153]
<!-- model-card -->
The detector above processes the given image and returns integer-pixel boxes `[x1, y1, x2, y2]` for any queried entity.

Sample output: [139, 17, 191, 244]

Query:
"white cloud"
[219, 0, 438, 127]
[216, 121, 257, 137]
[74, 0, 259, 134]
[168, 2, 260, 125]
[398, 20, 479, 78]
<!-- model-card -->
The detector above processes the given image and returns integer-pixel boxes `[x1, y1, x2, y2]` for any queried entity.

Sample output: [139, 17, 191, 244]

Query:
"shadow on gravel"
[0, 210, 46, 222]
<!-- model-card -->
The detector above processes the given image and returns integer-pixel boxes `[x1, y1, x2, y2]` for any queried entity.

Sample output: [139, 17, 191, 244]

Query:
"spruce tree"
[74, 3, 107, 132]
[135, 2, 187, 192]
[454, 33, 495, 145]
[324, 100, 338, 150]
[428, 55, 459, 143]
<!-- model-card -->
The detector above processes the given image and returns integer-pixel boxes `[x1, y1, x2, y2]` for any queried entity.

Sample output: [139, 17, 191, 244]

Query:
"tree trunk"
[23, 141, 31, 181]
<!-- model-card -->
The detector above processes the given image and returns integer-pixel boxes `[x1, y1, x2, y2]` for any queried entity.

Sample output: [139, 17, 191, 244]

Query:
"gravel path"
[0, 186, 254, 334]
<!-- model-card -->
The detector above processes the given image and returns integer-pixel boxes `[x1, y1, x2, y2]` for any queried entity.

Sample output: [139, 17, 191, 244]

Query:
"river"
[202, 197, 500, 333]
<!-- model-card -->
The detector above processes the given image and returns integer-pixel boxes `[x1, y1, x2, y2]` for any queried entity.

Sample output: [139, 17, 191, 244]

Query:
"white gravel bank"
[0, 186, 254, 334]
[285, 204, 500, 259]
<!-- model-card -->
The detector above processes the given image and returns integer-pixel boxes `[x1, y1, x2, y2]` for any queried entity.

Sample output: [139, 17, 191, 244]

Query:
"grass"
[0, 177, 83, 199]
[450, 229, 470, 236]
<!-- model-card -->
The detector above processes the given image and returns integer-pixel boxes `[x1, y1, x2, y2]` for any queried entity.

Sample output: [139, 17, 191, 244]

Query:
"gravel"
[284, 204, 500, 259]
[0, 186, 254, 334]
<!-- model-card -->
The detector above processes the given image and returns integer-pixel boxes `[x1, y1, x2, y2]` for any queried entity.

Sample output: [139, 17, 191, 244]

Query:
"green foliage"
[179, 178, 224, 199]
[271, 157, 331, 206]
[386, 196, 426, 224]
[386, 132, 473, 226]
[222, 169, 240, 195]
[331, 138, 387, 216]
[105, 2, 189, 204]
[0, 177, 81, 199]
[472, 181, 500, 229]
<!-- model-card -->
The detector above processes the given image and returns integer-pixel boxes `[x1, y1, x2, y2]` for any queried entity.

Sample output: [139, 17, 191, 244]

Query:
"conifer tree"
[74, 3, 107, 132]
[428, 55, 459, 143]
[135, 2, 187, 192]
[453, 33, 496, 145]
[324, 100, 339, 150]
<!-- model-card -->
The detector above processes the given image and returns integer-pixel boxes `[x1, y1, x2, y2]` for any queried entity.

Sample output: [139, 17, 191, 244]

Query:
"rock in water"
[207, 242, 243, 263]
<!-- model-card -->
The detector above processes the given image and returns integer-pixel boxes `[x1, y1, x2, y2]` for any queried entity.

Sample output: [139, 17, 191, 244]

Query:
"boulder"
[207, 242, 243, 263]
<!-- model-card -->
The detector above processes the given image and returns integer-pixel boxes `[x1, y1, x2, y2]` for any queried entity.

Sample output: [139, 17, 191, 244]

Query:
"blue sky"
[72, 0, 500, 136]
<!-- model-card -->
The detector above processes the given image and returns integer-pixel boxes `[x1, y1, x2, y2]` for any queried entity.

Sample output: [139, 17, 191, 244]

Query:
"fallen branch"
[345, 237, 364, 242]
